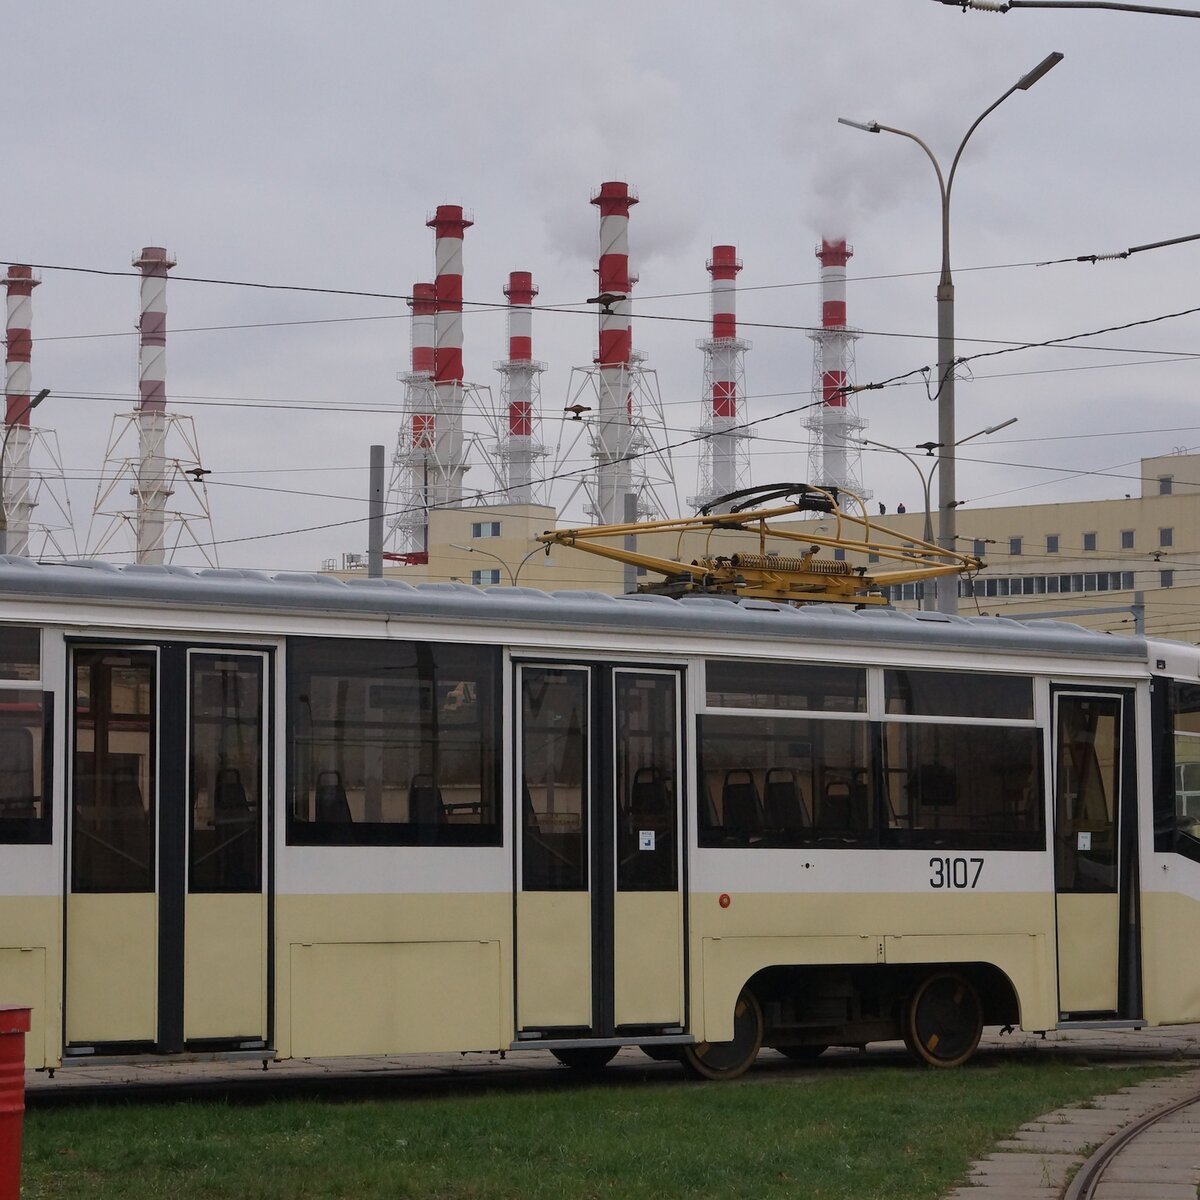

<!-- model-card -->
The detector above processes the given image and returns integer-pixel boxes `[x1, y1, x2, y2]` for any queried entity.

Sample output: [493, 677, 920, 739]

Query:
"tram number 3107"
[929, 856, 984, 890]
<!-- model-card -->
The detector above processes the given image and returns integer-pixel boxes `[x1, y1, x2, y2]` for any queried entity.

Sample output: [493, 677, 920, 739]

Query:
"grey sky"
[7, 1, 1199, 567]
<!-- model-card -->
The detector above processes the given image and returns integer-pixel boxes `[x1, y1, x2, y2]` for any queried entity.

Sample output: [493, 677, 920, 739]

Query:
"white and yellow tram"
[2, 560, 1200, 1078]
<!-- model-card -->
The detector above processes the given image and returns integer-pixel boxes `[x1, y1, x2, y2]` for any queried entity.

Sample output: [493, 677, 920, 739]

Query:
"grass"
[20, 1059, 1176, 1200]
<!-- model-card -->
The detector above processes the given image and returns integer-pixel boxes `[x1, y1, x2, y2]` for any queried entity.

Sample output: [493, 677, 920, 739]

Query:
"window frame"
[0, 685, 52, 846]
[285, 636, 503, 848]
[697, 659, 1043, 853]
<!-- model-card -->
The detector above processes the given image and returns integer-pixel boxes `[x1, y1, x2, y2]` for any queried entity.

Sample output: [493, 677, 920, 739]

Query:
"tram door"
[515, 664, 686, 1040]
[65, 644, 269, 1054]
[1052, 689, 1139, 1019]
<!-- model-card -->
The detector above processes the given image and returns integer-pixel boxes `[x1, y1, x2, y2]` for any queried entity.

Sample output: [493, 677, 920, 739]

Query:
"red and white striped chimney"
[709, 246, 741, 418]
[133, 246, 176, 563]
[505, 271, 536, 436]
[818, 239, 851, 409]
[3, 265, 41, 554]
[805, 238, 865, 499]
[590, 181, 637, 524]
[426, 205, 472, 507]
[409, 281, 436, 450]
[498, 271, 545, 504]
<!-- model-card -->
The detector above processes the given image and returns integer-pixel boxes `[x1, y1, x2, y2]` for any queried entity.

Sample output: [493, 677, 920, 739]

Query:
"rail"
[1064, 1084, 1200, 1200]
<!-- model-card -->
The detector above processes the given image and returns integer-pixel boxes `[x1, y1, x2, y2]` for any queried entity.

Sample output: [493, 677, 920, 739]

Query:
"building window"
[1160, 527, 1174, 548]
[833, 547, 846, 562]
[1008, 537, 1022, 556]
[1160, 475, 1173, 495]
[1122, 572, 1135, 589]
[471, 521, 501, 539]
[1082, 532, 1097, 552]
[1046, 534, 1059, 554]
[1162, 570, 1175, 589]
[1121, 530, 1134, 550]
[867, 552, 879, 564]
[471, 569, 502, 586]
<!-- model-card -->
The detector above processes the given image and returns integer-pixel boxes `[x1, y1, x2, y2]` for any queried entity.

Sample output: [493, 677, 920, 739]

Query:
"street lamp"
[857, 417, 1017, 609]
[839, 51, 1062, 614]
[450, 542, 548, 587]
[0, 388, 50, 556]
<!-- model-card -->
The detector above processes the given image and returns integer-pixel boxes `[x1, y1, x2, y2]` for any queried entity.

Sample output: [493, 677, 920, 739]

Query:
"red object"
[0, 1006, 30, 1200]
[718, 893, 731, 909]
[707, 245, 743, 420]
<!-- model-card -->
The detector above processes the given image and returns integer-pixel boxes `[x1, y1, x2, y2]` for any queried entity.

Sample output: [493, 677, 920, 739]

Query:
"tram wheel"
[903, 971, 983, 1068]
[680, 987, 763, 1081]
[551, 1046, 619, 1072]
[772, 1044, 827, 1062]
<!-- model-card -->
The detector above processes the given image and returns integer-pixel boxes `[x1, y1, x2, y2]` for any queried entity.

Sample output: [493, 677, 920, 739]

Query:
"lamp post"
[450, 542, 547, 587]
[839, 51, 1061, 614]
[0, 388, 49, 556]
[858, 416, 1017, 609]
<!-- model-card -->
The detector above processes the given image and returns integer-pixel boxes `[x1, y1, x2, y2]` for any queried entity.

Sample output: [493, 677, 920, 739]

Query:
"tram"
[2, 557, 1199, 1079]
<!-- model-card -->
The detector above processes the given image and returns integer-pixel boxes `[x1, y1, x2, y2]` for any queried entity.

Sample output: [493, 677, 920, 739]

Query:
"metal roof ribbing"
[0, 557, 1147, 661]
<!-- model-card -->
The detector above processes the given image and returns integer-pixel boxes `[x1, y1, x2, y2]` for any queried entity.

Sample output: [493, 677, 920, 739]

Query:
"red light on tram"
[718, 893, 731, 909]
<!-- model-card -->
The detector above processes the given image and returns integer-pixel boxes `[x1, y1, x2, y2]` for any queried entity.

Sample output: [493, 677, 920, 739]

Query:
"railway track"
[1063, 1084, 1200, 1200]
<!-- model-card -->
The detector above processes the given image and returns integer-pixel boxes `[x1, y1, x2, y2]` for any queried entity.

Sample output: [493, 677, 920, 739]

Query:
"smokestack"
[689, 246, 751, 513]
[426, 204, 473, 507]
[805, 238, 866, 502]
[409, 281, 436, 451]
[818, 238, 851, 402]
[133, 246, 176, 563]
[707, 245, 741, 495]
[590, 180, 637, 524]
[3, 265, 40, 555]
[497, 270, 545, 504]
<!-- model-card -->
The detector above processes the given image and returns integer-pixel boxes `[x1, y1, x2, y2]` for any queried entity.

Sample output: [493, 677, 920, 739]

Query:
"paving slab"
[946, 1048, 1200, 1197]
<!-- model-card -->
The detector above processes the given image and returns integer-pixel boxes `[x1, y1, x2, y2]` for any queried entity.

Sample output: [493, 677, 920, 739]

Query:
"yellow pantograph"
[537, 484, 983, 606]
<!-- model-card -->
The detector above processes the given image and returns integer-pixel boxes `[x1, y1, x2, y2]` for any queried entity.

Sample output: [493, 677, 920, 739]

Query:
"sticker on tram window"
[929, 856, 984, 889]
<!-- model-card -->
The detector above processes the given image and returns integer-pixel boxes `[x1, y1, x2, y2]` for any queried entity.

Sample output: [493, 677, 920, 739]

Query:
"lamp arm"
[946, 82, 1022, 205]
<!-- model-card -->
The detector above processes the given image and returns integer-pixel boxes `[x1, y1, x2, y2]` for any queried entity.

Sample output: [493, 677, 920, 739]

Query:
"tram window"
[0, 690, 50, 844]
[521, 668, 588, 891]
[189, 656, 264, 893]
[705, 660, 866, 713]
[881, 723, 1043, 850]
[0, 627, 39, 682]
[698, 714, 873, 847]
[71, 650, 156, 892]
[885, 670, 1033, 721]
[616, 673, 678, 892]
[286, 638, 501, 847]
[1165, 681, 1200, 859]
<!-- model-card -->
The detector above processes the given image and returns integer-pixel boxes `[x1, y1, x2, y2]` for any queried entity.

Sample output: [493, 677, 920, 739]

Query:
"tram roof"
[0, 558, 1149, 662]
